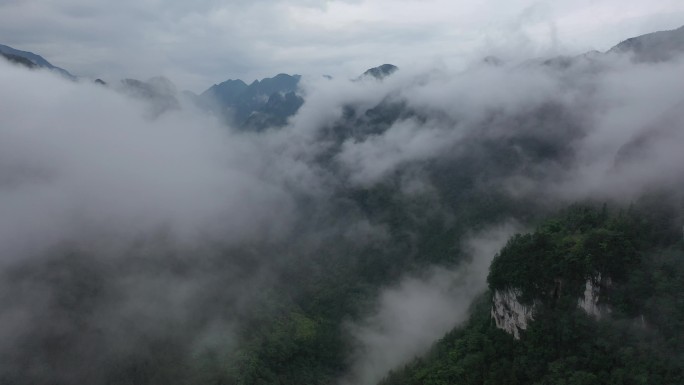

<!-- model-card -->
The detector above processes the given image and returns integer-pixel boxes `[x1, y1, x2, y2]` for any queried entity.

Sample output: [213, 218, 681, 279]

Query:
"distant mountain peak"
[607, 24, 684, 62]
[197, 73, 302, 130]
[0, 43, 76, 79]
[362, 64, 398, 79]
[215, 78, 248, 88]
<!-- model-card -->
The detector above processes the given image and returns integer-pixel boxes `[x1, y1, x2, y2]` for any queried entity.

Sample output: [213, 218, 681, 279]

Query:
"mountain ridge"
[608, 24, 684, 62]
[0, 43, 76, 79]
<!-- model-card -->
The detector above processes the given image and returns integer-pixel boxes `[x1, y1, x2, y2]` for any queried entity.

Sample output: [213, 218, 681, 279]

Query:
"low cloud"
[0, 61, 306, 263]
[341, 223, 521, 385]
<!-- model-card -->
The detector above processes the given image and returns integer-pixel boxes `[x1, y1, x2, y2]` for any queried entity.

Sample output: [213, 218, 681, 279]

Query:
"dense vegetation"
[381, 202, 684, 385]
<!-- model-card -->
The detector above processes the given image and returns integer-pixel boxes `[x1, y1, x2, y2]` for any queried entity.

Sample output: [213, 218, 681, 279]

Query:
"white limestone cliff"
[493, 274, 612, 339]
[578, 275, 601, 317]
[491, 289, 534, 340]
[577, 274, 611, 318]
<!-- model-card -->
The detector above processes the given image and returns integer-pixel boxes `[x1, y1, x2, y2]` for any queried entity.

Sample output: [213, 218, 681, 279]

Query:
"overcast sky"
[2, 0, 684, 91]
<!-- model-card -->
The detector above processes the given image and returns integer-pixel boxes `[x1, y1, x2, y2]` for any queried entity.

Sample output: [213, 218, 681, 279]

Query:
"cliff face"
[577, 274, 612, 318]
[384, 203, 684, 385]
[485, 205, 651, 340]
[491, 289, 534, 339]
[492, 274, 613, 338]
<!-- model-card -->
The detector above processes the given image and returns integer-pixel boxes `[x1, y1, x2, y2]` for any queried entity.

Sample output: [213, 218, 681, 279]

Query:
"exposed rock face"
[493, 274, 613, 339]
[577, 274, 611, 318]
[491, 289, 534, 340]
[578, 275, 601, 317]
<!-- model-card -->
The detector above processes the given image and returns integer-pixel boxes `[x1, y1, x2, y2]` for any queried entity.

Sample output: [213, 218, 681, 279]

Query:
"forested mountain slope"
[381, 201, 684, 385]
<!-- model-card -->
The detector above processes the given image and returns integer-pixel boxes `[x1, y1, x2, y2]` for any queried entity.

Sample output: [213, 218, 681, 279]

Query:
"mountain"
[201, 78, 249, 105]
[118, 77, 181, 117]
[0, 52, 37, 68]
[608, 25, 684, 62]
[194, 73, 302, 130]
[382, 202, 684, 385]
[361, 63, 399, 79]
[242, 90, 305, 130]
[230, 73, 301, 125]
[196, 65, 399, 131]
[527, 25, 684, 71]
[0, 43, 76, 79]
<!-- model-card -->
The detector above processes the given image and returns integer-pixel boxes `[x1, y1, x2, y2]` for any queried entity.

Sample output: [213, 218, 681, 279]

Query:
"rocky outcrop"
[577, 274, 611, 319]
[493, 274, 614, 339]
[491, 289, 535, 339]
[578, 275, 601, 317]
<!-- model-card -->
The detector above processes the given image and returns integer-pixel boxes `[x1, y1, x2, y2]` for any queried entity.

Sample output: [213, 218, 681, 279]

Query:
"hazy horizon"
[2, 0, 684, 91]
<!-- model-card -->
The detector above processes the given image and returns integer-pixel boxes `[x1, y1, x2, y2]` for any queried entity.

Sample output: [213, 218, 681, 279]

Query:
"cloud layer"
[341, 224, 521, 385]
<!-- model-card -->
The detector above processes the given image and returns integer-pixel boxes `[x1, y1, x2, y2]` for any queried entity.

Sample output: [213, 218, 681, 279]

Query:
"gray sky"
[2, 0, 684, 91]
